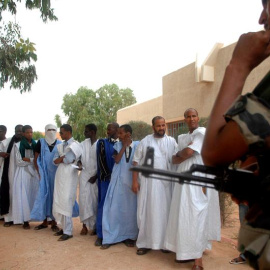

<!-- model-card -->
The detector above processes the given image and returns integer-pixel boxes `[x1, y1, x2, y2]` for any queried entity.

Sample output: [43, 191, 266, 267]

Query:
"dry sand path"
[0, 215, 252, 270]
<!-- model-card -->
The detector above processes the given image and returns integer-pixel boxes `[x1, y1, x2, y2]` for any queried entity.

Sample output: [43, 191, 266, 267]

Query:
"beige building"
[117, 42, 270, 137]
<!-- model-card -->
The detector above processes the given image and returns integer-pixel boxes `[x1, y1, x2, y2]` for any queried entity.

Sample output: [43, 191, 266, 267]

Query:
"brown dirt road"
[0, 207, 252, 270]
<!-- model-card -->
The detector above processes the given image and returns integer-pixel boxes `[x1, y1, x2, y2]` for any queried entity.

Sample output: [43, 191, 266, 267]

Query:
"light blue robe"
[31, 138, 61, 221]
[102, 141, 139, 244]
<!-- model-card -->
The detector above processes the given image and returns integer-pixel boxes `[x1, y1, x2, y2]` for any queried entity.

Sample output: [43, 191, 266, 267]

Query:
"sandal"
[161, 249, 171, 253]
[34, 224, 48, 230]
[175, 259, 194, 263]
[123, 239, 135, 247]
[23, 222, 30, 230]
[136, 248, 150, 255]
[192, 265, 204, 270]
[229, 256, 246, 264]
[95, 238, 102, 246]
[100, 244, 111, 250]
[3, 221, 13, 227]
[51, 225, 60, 232]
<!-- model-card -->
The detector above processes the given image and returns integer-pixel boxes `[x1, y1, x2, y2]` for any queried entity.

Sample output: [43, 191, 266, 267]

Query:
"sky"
[0, 0, 264, 137]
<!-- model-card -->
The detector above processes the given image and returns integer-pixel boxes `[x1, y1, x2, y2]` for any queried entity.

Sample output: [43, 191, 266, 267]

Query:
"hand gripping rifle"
[130, 147, 260, 204]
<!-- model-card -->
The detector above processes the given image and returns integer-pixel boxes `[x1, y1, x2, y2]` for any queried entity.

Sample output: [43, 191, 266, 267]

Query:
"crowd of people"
[2, 2, 270, 269]
[0, 110, 221, 270]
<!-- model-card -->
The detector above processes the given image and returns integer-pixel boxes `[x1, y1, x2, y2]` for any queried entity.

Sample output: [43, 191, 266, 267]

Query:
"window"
[167, 121, 185, 139]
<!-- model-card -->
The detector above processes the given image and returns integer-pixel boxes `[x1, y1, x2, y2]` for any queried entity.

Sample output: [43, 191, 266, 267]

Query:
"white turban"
[45, 124, 57, 146]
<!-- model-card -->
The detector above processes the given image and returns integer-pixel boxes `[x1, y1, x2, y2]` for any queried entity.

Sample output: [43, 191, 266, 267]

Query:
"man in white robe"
[78, 124, 98, 236]
[132, 116, 177, 255]
[164, 108, 221, 270]
[1, 125, 23, 226]
[53, 124, 82, 241]
[12, 125, 39, 229]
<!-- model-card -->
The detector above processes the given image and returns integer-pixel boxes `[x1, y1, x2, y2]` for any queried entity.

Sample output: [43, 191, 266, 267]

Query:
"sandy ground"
[0, 204, 252, 270]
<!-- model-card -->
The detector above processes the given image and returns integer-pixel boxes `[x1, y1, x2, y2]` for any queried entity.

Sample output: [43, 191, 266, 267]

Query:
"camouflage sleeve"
[224, 93, 270, 147]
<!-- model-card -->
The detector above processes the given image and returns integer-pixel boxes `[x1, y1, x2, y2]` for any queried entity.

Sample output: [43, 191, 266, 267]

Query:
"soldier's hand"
[231, 30, 270, 73]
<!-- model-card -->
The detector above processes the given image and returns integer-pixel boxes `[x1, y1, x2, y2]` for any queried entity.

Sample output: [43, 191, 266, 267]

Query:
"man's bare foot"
[80, 226, 88, 235]
[192, 258, 203, 270]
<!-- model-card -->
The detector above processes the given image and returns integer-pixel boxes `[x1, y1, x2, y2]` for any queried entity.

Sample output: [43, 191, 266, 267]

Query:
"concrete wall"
[117, 96, 163, 126]
[117, 42, 270, 125]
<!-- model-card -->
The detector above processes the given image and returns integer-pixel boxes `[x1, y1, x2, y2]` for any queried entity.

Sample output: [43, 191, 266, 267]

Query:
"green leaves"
[0, 0, 57, 92]
[32, 131, 45, 140]
[0, 1, 58, 23]
[0, 22, 38, 92]
[57, 85, 137, 141]
[127, 121, 153, 141]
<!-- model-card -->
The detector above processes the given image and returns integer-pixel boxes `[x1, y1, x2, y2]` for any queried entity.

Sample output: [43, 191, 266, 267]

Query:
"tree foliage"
[0, 0, 57, 92]
[54, 114, 62, 128]
[0, 0, 57, 23]
[127, 121, 152, 141]
[32, 130, 44, 140]
[0, 22, 38, 92]
[57, 84, 137, 141]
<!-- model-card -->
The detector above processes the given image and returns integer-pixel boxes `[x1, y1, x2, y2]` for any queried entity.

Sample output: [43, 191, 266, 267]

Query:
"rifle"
[130, 147, 259, 203]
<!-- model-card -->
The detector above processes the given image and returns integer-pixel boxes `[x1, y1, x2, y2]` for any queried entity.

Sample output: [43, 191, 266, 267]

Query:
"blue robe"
[30, 139, 61, 221]
[96, 138, 116, 239]
[102, 141, 139, 244]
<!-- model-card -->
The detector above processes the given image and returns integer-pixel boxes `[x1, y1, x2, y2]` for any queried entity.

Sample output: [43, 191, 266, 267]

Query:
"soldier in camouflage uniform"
[202, 1, 270, 269]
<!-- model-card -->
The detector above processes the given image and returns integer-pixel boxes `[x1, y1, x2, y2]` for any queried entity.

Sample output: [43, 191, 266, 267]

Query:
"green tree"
[32, 131, 44, 140]
[54, 114, 62, 128]
[127, 121, 152, 141]
[57, 84, 136, 141]
[95, 84, 136, 136]
[60, 86, 97, 142]
[0, 22, 38, 93]
[0, 0, 57, 92]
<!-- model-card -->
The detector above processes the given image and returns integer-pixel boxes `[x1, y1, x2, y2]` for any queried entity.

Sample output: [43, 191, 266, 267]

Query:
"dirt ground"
[0, 205, 252, 270]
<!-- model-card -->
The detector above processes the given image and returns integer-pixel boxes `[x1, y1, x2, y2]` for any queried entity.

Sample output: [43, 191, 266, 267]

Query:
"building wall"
[117, 96, 163, 126]
[117, 42, 270, 128]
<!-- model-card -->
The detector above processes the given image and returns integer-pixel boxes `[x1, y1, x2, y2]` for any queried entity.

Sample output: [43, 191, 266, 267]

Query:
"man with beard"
[164, 109, 221, 270]
[30, 124, 62, 232]
[1, 125, 23, 226]
[132, 116, 177, 255]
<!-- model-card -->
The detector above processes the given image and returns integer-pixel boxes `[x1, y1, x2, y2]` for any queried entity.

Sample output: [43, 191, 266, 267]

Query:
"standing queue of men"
[0, 108, 221, 270]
